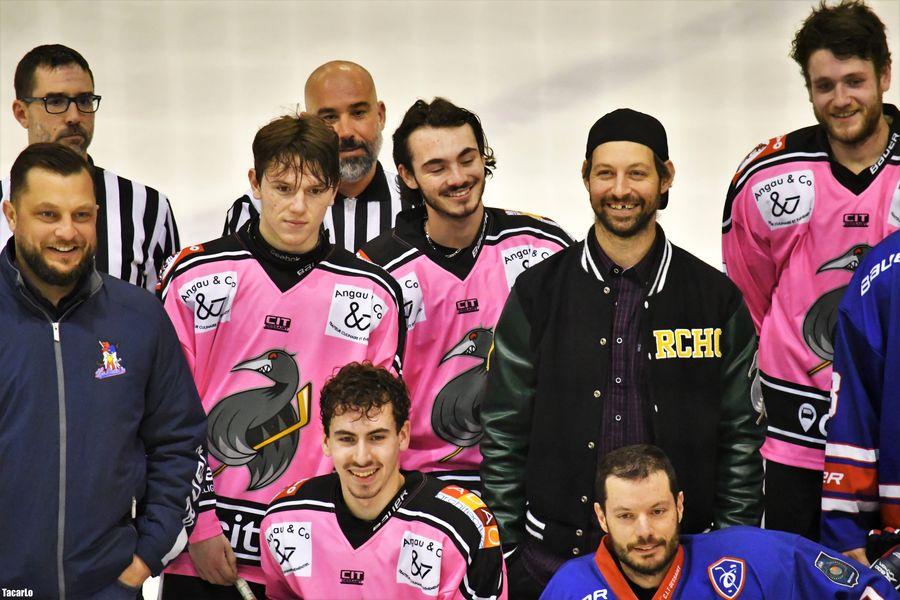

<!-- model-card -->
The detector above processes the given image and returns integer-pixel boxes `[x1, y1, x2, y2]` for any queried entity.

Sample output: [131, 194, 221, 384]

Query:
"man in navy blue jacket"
[0, 143, 208, 599]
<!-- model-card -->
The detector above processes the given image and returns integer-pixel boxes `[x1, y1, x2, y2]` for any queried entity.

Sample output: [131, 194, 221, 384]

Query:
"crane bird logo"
[208, 349, 312, 490]
[804, 244, 871, 376]
[433, 328, 494, 462]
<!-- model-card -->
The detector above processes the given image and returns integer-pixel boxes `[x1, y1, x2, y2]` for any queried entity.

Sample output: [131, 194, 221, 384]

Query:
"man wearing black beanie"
[480, 108, 765, 598]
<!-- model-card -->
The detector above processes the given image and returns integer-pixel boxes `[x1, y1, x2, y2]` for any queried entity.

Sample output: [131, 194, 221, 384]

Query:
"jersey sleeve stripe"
[383, 247, 420, 271]
[485, 226, 571, 247]
[821, 498, 880, 513]
[826, 443, 879, 463]
[823, 462, 878, 495]
[733, 151, 829, 191]
[398, 507, 473, 562]
[319, 260, 402, 307]
[881, 484, 900, 499]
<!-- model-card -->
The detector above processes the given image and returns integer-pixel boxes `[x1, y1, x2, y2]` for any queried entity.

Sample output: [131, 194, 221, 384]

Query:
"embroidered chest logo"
[433, 328, 493, 463]
[208, 349, 312, 490]
[707, 557, 746, 598]
[652, 328, 722, 359]
[804, 244, 872, 377]
[94, 341, 127, 379]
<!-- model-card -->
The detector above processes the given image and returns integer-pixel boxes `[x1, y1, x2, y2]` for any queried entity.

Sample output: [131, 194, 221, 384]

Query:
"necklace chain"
[424, 212, 487, 259]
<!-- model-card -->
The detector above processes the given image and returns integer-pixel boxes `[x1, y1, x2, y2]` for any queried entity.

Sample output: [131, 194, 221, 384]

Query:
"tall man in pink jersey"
[722, 0, 899, 541]
[159, 114, 405, 598]
[359, 98, 571, 493]
[261, 362, 506, 599]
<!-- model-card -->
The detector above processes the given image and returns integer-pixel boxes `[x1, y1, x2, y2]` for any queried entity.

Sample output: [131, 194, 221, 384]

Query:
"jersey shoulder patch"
[267, 474, 337, 514]
[431, 484, 501, 550]
[158, 235, 250, 295]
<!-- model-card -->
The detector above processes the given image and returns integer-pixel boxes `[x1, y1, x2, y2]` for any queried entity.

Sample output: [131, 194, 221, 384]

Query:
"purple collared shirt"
[588, 229, 664, 456]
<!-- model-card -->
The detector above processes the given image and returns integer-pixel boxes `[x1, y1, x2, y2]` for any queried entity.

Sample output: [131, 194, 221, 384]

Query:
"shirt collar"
[583, 224, 670, 289]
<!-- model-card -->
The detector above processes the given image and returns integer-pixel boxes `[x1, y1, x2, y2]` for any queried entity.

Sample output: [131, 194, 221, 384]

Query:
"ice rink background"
[1, 1, 898, 597]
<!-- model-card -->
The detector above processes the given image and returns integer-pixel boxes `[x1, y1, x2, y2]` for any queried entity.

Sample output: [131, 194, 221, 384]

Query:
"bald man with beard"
[223, 61, 409, 252]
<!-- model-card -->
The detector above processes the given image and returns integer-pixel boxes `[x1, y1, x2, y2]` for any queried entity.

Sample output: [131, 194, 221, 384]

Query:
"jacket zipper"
[16, 287, 98, 600]
[52, 321, 67, 600]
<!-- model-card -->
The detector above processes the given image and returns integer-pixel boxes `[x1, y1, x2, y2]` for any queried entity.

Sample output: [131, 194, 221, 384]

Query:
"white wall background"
[1, 1, 899, 267]
[1, 1, 898, 596]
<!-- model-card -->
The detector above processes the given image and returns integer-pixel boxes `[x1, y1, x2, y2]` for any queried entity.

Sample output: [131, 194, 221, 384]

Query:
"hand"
[189, 534, 238, 585]
[842, 547, 869, 567]
[118, 554, 151, 588]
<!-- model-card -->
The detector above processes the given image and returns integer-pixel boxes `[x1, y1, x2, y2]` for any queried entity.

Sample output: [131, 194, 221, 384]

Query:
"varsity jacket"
[542, 526, 899, 599]
[722, 104, 900, 471]
[480, 228, 763, 558]
[0, 242, 208, 599]
[159, 223, 405, 584]
[359, 206, 572, 489]
[261, 471, 507, 599]
[822, 231, 900, 552]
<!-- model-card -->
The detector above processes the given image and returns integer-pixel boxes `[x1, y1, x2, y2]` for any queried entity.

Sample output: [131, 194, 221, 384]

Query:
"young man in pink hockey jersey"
[261, 362, 506, 599]
[722, 0, 899, 541]
[158, 114, 405, 598]
[359, 98, 572, 492]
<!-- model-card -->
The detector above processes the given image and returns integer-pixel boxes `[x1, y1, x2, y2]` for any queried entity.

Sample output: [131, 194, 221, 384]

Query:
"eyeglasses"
[18, 93, 102, 114]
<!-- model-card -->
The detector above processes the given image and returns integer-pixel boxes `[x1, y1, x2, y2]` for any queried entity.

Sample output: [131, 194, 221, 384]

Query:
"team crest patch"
[94, 341, 127, 379]
[707, 557, 745, 599]
[437, 485, 500, 549]
[814, 551, 859, 588]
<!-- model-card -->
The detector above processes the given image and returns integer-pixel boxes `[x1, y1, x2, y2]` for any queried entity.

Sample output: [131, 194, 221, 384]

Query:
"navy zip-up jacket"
[0, 242, 208, 599]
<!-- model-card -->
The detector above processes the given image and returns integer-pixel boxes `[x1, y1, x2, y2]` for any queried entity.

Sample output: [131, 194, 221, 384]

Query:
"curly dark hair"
[392, 97, 496, 207]
[320, 362, 410, 434]
[791, 0, 891, 85]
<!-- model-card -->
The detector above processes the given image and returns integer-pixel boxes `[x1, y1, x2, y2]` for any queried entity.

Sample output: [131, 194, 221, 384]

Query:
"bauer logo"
[501, 245, 554, 289]
[325, 284, 386, 344]
[178, 271, 238, 333]
[752, 170, 815, 229]
[264, 521, 312, 577]
[397, 532, 442, 596]
[398, 272, 426, 329]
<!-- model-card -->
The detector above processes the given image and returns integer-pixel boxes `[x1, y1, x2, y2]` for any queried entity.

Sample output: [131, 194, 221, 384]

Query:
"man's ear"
[12, 99, 29, 130]
[248, 168, 262, 199]
[594, 502, 609, 534]
[398, 164, 419, 190]
[398, 420, 411, 452]
[582, 160, 591, 192]
[322, 434, 332, 458]
[660, 160, 675, 195]
[2, 199, 17, 233]
[377, 101, 386, 130]
[676, 491, 684, 523]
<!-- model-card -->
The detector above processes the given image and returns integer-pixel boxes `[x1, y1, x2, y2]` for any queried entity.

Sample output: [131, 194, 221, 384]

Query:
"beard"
[51, 124, 93, 155]
[339, 130, 383, 183]
[421, 176, 485, 221]
[611, 524, 680, 578]
[17, 240, 95, 288]
[594, 189, 660, 239]
[814, 98, 883, 147]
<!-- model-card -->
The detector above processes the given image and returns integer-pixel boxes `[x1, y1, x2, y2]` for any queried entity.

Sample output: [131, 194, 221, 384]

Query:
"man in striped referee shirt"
[1, 44, 179, 292]
[223, 60, 409, 252]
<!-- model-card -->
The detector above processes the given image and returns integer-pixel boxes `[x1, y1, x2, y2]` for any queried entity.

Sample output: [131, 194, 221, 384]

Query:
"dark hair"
[582, 152, 670, 184]
[15, 44, 94, 98]
[791, 0, 891, 85]
[252, 113, 340, 190]
[392, 97, 496, 207]
[595, 445, 680, 510]
[320, 362, 410, 434]
[10, 143, 91, 203]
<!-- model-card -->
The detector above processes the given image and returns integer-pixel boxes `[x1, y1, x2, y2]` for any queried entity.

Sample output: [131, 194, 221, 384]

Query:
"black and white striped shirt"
[222, 161, 408, 253]
[1, 158, 180, 292]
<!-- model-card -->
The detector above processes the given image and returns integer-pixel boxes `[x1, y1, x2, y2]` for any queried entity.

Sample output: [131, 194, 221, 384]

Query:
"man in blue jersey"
[542, 445, 899, 599]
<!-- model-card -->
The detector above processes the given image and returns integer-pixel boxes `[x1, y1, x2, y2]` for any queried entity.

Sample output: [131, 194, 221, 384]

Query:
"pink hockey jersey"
[722, 104, 900, 470]
[359, 206, 571, 487]
[260, 471, 507, 599]
[159, 230, 405, 584]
